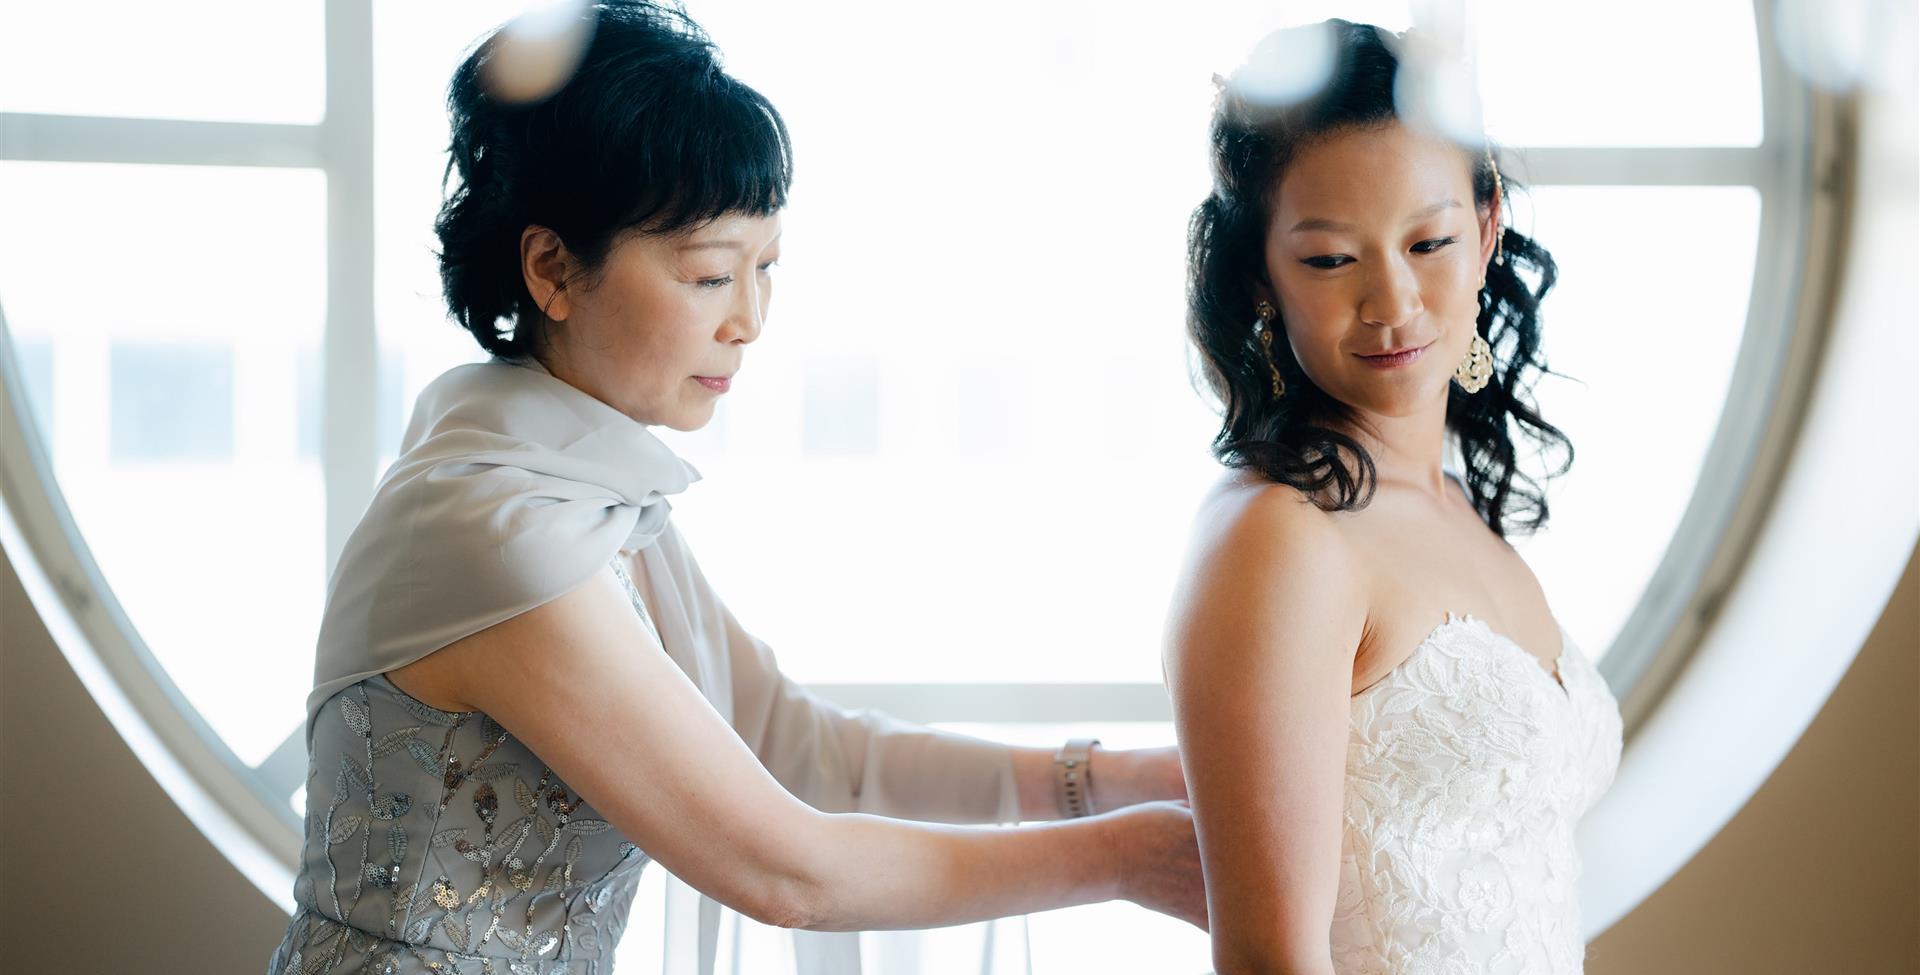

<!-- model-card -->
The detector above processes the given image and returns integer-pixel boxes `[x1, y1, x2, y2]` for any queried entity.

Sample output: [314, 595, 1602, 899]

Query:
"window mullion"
[320, 0, 377, 578]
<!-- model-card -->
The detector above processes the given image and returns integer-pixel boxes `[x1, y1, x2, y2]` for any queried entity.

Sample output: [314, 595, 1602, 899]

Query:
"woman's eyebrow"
[675, 232, 782, 253]
[1287, 198, 1463, 234]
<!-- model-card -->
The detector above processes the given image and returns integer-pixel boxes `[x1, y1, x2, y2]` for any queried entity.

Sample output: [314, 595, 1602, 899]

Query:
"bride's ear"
[1477, 192, 1503, 270]
[1250, 270, 1278, 315]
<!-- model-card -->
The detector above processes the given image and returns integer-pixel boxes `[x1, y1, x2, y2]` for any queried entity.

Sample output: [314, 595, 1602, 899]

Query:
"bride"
[1165, 20, 1623, 975]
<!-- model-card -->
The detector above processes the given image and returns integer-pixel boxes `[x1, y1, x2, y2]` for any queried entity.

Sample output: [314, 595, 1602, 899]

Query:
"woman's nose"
[724, 280, 765, 345]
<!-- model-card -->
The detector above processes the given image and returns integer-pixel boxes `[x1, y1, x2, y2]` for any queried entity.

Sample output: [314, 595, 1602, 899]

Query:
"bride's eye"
[1302, 254, 1352, 269]
[1412, 236, 1457, 254]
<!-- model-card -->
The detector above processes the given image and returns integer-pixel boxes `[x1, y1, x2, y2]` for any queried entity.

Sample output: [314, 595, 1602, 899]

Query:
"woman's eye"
[1302, 255, 1351, 269]
[757, 259, 778, 273]
[1412, 236, 1457, 253]
[696, 275, 733, 289]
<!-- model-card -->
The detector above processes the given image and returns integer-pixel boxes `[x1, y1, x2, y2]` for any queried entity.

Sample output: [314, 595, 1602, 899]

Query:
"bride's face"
[1260, 121, 1499, 420]
[523, 211, 782, 431]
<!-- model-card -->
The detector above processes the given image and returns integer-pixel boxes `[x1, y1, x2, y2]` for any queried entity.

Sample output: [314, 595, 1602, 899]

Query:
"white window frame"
[1, 0, 1910, 937]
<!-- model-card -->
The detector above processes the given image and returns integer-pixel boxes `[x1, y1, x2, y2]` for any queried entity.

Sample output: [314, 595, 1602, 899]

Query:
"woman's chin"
[657, 402, 718, 433]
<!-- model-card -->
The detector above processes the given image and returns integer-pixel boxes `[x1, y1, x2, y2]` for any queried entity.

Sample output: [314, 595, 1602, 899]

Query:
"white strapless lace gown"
[1333, 612, 1623, 974]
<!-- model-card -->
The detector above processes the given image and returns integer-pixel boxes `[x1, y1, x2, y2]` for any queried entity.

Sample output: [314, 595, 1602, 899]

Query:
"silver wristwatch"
[1053, 737, 1102, 818]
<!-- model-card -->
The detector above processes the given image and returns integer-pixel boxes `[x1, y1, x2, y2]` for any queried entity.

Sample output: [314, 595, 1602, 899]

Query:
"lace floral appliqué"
[1333, 613, 1623, 975]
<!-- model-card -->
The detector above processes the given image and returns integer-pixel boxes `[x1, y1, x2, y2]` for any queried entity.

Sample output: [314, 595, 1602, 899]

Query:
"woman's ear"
[520, 225, 577, 323]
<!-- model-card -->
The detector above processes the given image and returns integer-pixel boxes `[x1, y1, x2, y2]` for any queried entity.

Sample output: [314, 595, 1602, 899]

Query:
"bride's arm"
[1164, 484, 1364, 975]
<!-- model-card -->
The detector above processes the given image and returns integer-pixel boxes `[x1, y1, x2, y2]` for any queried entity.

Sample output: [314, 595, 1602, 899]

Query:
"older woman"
[266, 4, 1200, 973]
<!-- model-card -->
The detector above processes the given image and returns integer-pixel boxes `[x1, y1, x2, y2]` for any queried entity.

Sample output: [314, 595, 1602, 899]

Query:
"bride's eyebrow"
[1405, 198, 1463, 224]
[1287, 198, 1463, 234]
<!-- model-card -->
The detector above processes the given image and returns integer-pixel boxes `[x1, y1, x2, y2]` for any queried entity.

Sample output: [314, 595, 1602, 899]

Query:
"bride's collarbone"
[1341, 528, 1560, 695]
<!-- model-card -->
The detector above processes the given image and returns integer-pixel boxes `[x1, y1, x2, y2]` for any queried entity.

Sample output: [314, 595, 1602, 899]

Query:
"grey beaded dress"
[266, 560, 657, 975]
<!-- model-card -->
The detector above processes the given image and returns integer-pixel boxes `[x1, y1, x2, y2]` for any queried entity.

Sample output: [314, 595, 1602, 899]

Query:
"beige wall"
[1, 539, 1915, 972]
[0, 547, 288, 970]
[1588, 544, 1920, 974]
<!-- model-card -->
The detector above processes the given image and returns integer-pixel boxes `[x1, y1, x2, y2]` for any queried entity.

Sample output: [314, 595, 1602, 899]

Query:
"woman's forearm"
[788, 809, 1124, 932]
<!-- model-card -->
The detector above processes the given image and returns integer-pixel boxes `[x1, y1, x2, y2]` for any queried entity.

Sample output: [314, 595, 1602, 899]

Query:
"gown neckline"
[1352, 612, 1569, 701]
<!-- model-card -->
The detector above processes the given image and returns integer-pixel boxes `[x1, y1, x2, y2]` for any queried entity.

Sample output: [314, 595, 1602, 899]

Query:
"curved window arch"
[1, 0, 1907, 967]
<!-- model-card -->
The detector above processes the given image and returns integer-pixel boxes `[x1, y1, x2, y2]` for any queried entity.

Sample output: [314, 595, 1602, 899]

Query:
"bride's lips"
[1355, 341, 1433, 369]
[693, 375, 731, 393]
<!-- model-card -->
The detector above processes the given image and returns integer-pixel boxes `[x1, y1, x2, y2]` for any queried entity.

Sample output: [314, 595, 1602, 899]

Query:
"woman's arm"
[413, 566, 1206, 931]
[723, 609, 1186, 822]
[1164, 484, 1366, 974]
[673, 530, 1185, 823]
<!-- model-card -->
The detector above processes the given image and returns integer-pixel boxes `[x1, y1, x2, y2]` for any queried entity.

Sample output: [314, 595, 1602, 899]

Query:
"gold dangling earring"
[1254, 301, 1285, 399]
[1486, 146, 1507, 267]
[1454, 332, 1493, 393]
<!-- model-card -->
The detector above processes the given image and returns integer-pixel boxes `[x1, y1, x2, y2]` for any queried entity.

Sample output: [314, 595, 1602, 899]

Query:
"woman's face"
[1261, 121, 1499, 421]
[524, 211, 782, 430]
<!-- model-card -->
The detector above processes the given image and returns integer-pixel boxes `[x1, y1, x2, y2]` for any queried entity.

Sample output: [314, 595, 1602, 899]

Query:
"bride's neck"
[1322, 404, 1453, 499]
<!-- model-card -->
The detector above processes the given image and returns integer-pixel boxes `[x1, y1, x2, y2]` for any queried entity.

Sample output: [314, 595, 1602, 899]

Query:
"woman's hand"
[1090, 744, 1188, 810]
[1103, 800, 1208, 930]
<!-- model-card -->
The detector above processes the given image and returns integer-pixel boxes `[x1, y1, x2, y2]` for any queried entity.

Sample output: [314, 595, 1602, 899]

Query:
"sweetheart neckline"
[1352, 612, 1570, 701]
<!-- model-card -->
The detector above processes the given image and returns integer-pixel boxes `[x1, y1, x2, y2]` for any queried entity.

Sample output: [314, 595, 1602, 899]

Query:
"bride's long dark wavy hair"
[1188, 20, 1572, 538]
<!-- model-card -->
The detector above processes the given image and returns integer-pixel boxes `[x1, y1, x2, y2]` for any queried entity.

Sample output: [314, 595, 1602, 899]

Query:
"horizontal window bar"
[1505, 146, 1769, 186]
[804, 682, 1173, 724]
[0, 112, 323, 168]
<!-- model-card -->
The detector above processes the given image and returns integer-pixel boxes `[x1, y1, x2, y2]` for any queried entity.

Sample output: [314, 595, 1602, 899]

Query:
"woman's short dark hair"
[435, 0, 792, 358]
[1188, 19, 1572, 537]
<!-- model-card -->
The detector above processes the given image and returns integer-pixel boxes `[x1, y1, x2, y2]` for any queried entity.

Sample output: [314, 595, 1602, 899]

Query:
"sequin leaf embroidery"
[340, 696, 372, 738]
[403, 737, 444, 778]
[327, 815, 368, 846]
[335, 755, 373, 799]
[470, 762, 521, 782]
[370, 726, 421, 759]
[395, 693, 467, 726]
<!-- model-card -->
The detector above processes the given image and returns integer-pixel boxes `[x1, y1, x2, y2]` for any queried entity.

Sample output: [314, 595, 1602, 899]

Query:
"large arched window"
[2, 0, 1909, 970]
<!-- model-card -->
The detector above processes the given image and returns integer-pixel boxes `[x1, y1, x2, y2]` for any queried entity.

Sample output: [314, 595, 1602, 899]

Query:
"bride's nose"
[1357, 256, 1423, 330]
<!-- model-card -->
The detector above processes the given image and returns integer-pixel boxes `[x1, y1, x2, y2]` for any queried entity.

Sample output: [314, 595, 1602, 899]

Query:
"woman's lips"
[694, 375, 731, 393]
[1355, 341, 1431, 369]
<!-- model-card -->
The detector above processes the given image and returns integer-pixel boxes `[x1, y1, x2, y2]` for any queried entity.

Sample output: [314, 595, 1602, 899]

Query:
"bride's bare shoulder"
[1165, 469, 1367, 691]
[1187, 469, 1351, 565]
[1168, 470, 1364, 637]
